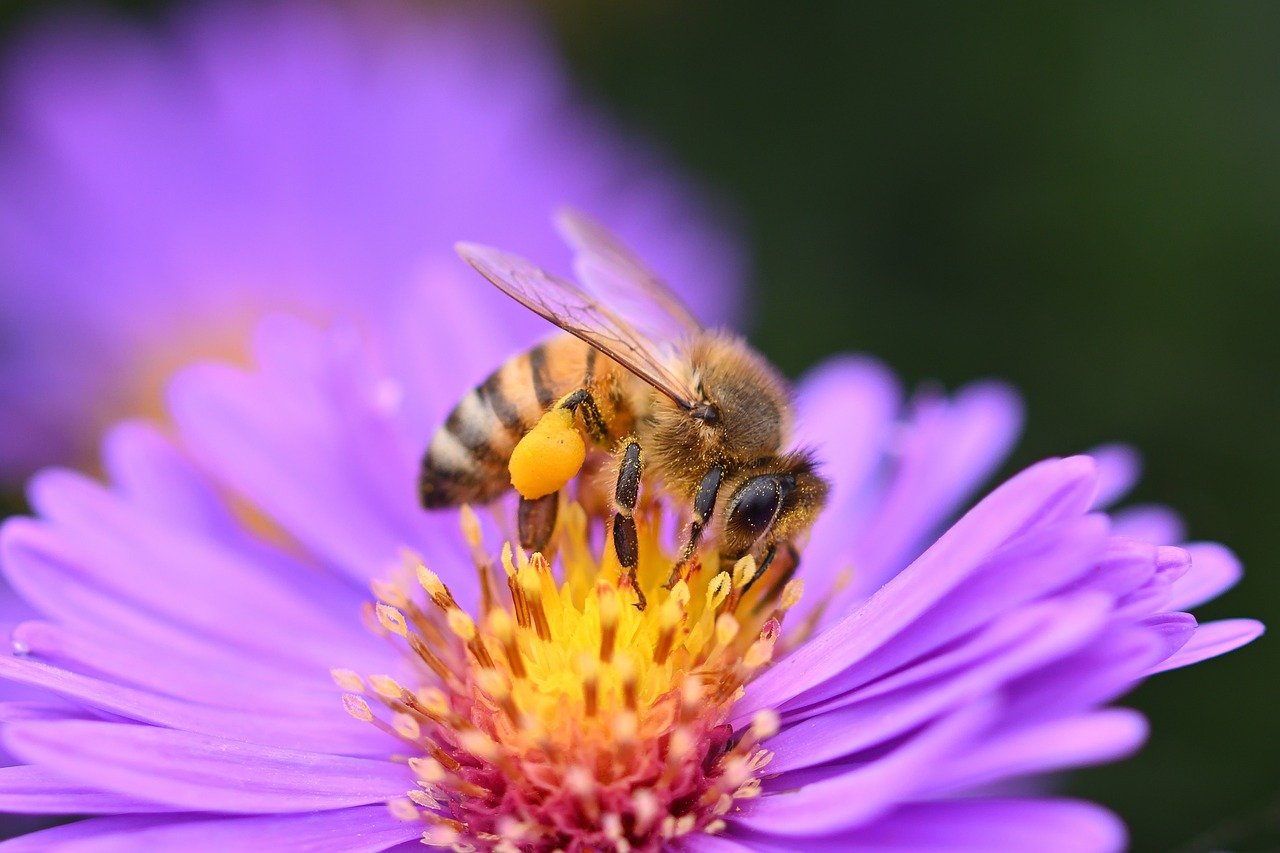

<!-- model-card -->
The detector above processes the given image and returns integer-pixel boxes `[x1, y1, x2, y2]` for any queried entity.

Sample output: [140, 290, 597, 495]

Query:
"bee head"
[720, 450, 829, 559]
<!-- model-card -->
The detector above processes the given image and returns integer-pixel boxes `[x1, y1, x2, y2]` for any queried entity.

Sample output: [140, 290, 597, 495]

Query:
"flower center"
[337, 501, 806, 852]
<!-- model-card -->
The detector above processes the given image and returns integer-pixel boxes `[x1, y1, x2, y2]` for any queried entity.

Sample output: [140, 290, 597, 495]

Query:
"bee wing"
[456, 241, 701, 408]
[554, 208, 703, 342]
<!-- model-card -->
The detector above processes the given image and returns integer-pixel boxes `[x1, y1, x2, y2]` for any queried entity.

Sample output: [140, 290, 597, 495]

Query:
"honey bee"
[419, 210, 828, 608]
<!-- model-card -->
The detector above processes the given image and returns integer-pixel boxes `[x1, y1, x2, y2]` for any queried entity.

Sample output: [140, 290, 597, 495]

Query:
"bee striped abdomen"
[420, 335, 608, 508]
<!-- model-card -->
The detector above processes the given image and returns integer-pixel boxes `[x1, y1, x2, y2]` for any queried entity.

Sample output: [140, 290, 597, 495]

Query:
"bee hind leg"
[518, 493, 559, 554]
[611, 437, 646, 610]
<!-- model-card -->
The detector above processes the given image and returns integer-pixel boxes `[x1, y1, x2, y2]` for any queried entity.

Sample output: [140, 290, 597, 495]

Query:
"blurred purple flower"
[0, 219, 1259, 848]
[0, 0, 742, 477]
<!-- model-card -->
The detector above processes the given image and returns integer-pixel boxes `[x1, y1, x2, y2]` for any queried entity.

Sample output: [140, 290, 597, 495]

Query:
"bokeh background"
[1, 2, 1276, 850]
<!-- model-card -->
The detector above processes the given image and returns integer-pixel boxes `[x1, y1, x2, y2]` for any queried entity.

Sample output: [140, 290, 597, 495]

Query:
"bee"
[419, 210, 828, 608]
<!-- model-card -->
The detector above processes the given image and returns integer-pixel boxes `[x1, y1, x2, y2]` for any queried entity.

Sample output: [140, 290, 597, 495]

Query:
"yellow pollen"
[349, 499, 801, 849]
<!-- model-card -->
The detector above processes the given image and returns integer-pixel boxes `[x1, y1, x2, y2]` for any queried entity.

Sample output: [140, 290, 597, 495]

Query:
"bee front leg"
[665, 465, 723, 588]
[740, 542, 779, 596]
[611, 437, 646, 610]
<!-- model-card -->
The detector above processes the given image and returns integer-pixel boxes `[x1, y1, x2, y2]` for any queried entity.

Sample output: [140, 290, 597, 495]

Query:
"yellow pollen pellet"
[369, 674, 404, 700]
[375, 603, 409, 637]
[509, 405, 587, 500]
[330, 668, 365, 693]
[342, 694, 373, 722]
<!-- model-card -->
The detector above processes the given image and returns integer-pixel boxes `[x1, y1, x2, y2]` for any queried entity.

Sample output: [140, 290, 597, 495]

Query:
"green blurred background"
[3, 2, 1278, 850]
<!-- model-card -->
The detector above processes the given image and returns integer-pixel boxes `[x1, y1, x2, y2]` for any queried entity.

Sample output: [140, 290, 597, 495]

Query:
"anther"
[653, 595, 683, 665]
[330, 668, 365, 693]
[371, 578, 409, 608]
[519, 565, 552, 641]
[387, 797, 419, 822]
[579, 653, 600, 717]
[392, 712, 421, 740]
[597, 583, 620, 662]
[616, 654, 639, 710]
[486, 608, 526, 678]
[369, 674, 405, 702]
[342, 694, 374, 722]
[416, 564, 458, 610]
[375, 603, 409, 638]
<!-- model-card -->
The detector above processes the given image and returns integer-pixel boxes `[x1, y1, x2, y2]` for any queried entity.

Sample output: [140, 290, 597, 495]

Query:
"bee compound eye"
[727, 476, 785, 539]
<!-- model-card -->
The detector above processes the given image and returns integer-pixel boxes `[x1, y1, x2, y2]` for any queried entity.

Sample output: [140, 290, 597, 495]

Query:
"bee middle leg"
[611, 437, 645, 610]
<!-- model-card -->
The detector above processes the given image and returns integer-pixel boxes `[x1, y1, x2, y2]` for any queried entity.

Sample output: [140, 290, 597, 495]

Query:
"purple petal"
[768, 594, 1111, 774]
[739, 700, 996, 836]
[739, 457, 1101, 717]
[789, 798, 1126, 853]
[1149, 619, 1264, 673]
[4, 720, 410, 812]
[0, 765, 174, 814]
[0, 805, 420, 852]
[11, 620, 355, 715]
[1086, 444, 1141, 508]
[0, 516, 386, 677]
[0, 658, 390, 755]
[838, 381, 1024, 604]
[767, 514, 1109, 722]
[1109, 504, 1185, 545]
[924, 709, 1148, 795]
[1167, 543, 1242, 610]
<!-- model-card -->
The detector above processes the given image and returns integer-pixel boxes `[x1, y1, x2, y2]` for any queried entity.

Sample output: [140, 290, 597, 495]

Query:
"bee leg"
[740, 543, 779, 597]
[665, 465, 724, 588]
[518, 493, 559, 554]
[611, 437, 646, 610]
[752, 541, 801, 614]
[560, 388, 609, 446]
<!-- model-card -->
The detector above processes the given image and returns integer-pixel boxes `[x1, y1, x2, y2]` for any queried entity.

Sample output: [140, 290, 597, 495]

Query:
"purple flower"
[0, 220, 1259, 849]
[0, 0, 741, 478]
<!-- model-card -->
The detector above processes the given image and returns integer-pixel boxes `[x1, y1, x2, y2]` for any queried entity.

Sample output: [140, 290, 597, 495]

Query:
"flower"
[0, 0, 742, 479]
[0, 227, 1260, 850]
